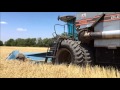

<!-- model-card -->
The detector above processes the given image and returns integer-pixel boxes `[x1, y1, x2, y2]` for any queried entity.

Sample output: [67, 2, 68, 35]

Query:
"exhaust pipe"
[78, 30, 120, 43]
[90, 30, 120, 39]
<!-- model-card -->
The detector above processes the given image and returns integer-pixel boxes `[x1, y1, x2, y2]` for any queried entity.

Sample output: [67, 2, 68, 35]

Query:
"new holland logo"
[81, 13, 86, 19]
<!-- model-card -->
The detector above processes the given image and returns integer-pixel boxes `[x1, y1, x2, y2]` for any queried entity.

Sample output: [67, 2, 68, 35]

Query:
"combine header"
[7, 12, 120, 65]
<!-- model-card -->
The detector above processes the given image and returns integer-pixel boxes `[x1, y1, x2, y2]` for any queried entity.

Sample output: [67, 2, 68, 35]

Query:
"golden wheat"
[0, 46, 120, 78]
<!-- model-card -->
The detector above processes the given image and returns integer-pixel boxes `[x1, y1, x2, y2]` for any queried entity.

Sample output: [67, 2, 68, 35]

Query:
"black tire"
[55, 40, 84, 65]
[80, 44, 94, 65]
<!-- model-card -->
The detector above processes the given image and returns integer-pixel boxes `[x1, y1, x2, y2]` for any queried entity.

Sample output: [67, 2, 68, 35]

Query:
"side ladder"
[44, 38, 63, 63]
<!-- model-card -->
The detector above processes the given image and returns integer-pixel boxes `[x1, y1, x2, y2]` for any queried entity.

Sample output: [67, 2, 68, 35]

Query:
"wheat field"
[0, 46, 120, 78]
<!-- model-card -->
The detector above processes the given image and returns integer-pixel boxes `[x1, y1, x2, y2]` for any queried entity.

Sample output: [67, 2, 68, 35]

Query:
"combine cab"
[7, 12, 120, 65]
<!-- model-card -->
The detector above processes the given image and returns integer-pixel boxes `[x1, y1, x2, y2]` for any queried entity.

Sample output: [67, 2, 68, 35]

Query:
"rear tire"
[55, 40, 84, 65]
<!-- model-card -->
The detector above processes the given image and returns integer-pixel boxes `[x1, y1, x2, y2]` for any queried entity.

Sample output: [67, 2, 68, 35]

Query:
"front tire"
[55, 40, 84, 65]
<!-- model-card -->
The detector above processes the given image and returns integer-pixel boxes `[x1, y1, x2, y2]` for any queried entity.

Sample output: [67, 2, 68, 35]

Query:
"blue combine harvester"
[6, 12, 120, 65]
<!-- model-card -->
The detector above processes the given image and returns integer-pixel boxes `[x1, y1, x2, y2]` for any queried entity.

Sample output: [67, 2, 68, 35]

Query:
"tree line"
[0, 38, 54, 47]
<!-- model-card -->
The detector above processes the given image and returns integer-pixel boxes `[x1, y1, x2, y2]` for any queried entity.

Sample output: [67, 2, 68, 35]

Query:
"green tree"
[36, 38, 43, 47]
[30, 38, 36, 46]
[0, 40, 3, 46]
[24, 38, 36, 46]
[4, 39, 15, 46]
[15, 38, 25, 46]
[42, 38, 53, 47]
[4, 37, 54, 47]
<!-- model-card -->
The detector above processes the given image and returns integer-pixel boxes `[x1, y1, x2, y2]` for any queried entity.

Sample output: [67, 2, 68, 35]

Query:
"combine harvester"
[7, 12, 120, 65]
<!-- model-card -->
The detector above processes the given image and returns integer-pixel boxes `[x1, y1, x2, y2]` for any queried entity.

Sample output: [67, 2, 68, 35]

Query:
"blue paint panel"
[6, 50, 19, 60]
[67, 21, 78, 40]
[6, 50, 51, 62]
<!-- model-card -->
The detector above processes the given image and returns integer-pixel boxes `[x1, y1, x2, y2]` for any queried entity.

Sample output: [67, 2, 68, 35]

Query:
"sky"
[0, 12, 76, 43]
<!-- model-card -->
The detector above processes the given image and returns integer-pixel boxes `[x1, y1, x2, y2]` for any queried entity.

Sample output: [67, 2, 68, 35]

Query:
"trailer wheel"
[55, 40, 84, 65]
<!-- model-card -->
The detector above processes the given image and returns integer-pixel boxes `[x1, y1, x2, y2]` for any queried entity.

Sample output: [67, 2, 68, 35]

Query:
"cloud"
[16, 28, 27, 32]
[0, 21, 8, 24]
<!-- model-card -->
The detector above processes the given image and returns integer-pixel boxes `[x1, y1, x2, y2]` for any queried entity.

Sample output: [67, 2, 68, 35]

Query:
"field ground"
[0, 46, 120, 78]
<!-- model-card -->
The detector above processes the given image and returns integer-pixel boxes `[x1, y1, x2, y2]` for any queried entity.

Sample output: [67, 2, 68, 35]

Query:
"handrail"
[54, 24, 66, 36]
